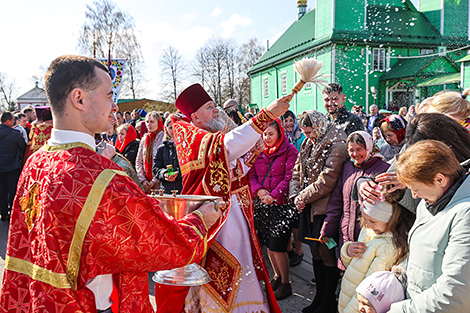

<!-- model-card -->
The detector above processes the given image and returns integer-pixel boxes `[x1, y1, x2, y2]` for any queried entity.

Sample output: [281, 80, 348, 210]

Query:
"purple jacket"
[320, 157, 390, 270]
[249, 136, 298, 205]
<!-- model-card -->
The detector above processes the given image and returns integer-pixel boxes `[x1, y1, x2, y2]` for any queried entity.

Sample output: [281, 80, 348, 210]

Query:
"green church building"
[248, 0, 470, 114]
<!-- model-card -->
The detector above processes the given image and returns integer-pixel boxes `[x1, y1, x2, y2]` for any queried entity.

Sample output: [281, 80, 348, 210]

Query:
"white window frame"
[372, 48, 386, 72]
[263, 77, 269, 98]
[281, 72, 287, 94]
[421, 49, 434, 55]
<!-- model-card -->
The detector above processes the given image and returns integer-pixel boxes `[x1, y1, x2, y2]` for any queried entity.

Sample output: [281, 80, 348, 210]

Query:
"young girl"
[321, 131, 390, 271]
[338, 184, 414, 313]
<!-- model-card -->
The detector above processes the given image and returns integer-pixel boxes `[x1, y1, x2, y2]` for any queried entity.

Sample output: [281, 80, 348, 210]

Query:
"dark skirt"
[298, 204, 326, 248]
[254, 198, 298, 252]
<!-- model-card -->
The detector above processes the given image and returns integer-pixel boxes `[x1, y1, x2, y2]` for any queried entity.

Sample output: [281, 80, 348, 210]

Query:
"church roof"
[249, 2, 469, 75]
[249, 9, 316, 74]
[17, 83, 47, 101]
[379, 55, 459, 81]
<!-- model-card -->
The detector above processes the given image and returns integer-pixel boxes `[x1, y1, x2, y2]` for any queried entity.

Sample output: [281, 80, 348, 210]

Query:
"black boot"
[302, 260, 325, 313]
[313, 265, 340, 313]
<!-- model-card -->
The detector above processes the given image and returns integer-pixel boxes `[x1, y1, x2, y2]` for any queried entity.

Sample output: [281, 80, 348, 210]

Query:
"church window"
[372, 48, 386, 71]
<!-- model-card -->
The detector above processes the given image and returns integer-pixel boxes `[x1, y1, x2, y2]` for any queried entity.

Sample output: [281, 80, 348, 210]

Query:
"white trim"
[441, 0, 445, 35]
[315, 4, 317, 39]
[332, 44, 336, 83]
[274, 67, 278, 98]
[314, 51, 318, 111]
[332, 0, 336, 30]
[366, 46, 370, 112]
[280, 71, 288, 95]
[461, 62, 464, 90]
[294, 69, 298, 114]
[263, 76, 269, 99]
[387, 46, 391, 70]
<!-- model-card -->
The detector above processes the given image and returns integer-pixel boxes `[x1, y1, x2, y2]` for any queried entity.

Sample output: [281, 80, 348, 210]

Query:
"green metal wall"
[464, 63, 470, 89]
[334, 0, 365, 32]
[443, 0, 469, 38]
[316, 0, 334, 39]
[418, 0, 442, 33]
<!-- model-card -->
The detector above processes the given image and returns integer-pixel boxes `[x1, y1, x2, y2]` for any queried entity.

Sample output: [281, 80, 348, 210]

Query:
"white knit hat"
[356, 270, 405, 313]
[356, 177, 393, 223]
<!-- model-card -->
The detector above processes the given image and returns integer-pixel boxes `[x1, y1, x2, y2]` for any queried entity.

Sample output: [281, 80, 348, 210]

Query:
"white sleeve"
[223, 122, 261, 162]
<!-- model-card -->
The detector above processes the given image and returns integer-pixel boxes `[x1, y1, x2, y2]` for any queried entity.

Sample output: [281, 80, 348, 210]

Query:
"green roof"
[416, 72, 461, 87]
[249, 3, 470, 75]
[117, 98, 148, 104]
[457, 54, 470, 62]
[248, 9, 315, 74]
[379, 56, 459, 81]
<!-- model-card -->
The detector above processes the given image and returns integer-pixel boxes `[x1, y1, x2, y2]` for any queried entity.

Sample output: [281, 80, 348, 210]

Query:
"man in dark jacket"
[366, 104, 386, 134]
[152, 118, 182, 194]
[0, 111, 27, 221]
[322, 83, 364, 135]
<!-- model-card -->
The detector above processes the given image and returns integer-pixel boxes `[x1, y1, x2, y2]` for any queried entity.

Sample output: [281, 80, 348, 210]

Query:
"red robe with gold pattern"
[155, 109, 281, 313]
[24, 122, 53, 161]
[0, 142, 210, 312]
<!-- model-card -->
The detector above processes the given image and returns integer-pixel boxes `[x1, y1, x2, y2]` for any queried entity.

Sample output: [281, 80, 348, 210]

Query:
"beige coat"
[338, 227, 397, 313]
[289, 123, 348, 219]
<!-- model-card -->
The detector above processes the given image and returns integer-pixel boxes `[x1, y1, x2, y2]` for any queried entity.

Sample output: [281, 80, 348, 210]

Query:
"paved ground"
[0, 219, 318, 312]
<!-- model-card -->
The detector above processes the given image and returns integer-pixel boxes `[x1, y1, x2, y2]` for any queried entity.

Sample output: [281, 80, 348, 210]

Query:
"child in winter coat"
[356, 267, 405, 313]
[338, 182, 414, 313]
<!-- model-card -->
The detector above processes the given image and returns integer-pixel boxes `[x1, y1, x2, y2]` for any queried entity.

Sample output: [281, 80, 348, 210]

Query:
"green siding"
[464, 63, 470, 89]
[419, 0, 442, 33]
[334, 0, 365, 32]
[316, 0, 333, 39]
[443, 0, 469, 37]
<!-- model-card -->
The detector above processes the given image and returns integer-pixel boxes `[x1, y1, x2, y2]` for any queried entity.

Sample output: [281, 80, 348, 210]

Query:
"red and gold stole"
[25, 123, 53, 161]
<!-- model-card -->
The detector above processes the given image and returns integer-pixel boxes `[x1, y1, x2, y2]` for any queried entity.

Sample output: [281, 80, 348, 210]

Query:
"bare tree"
[197, 37, 229, 106]
[236, 38, 265, 107]
[160, 45, 186, 103]
[0, 73, 18, 112]
[77, 0, 146, 98]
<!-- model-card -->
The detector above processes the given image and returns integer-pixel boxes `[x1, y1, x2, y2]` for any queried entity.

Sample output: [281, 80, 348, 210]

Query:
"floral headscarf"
[348, 131, 381, 167]
[379, 114, 407, 143]
[303, 110, 330, 142]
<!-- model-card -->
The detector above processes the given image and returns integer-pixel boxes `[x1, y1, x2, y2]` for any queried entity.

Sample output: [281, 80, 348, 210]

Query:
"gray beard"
[206, 117, 226, 133]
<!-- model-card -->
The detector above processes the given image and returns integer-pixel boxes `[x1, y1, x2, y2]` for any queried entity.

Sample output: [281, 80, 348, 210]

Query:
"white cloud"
[184, 13, 196, 22]
[220, 14, 252, 38]
[211, 7, 223, 17]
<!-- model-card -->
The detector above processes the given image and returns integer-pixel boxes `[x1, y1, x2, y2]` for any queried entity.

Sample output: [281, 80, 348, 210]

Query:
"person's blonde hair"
[398, 107, 407, 117]
[145, 111, 161, 122]
[396, 140, 462, 186]
[416, 97, 433, 113]
[116, 123, 130, 133]
[429, 88, 470, 119]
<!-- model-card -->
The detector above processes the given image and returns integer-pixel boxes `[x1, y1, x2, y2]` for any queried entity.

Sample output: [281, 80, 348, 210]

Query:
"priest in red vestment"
[155, 83, 292, 313]
[0, 55, 221, 313]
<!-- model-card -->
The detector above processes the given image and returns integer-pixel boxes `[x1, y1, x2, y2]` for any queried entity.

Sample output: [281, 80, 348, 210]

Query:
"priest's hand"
[266, 94, 293, 118]
[197, 202, 221, 229]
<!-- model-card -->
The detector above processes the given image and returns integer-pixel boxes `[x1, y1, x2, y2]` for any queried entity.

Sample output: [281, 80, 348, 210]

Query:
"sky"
[0, 0, 418, 101]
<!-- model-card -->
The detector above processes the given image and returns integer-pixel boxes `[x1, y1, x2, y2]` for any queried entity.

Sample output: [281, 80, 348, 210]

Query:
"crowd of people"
[1, 55, 470, 313]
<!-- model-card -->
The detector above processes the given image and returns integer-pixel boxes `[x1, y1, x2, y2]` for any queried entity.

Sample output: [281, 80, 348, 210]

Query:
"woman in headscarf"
[320, 131, 390, 271]
[282, 110, 305, 151]
[289, 110, 349, 313]
[115, 123, 139, 168]
[136, 111, 165, 194]
[379, 114, 407, 162]
[249, 118, 299, 300]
